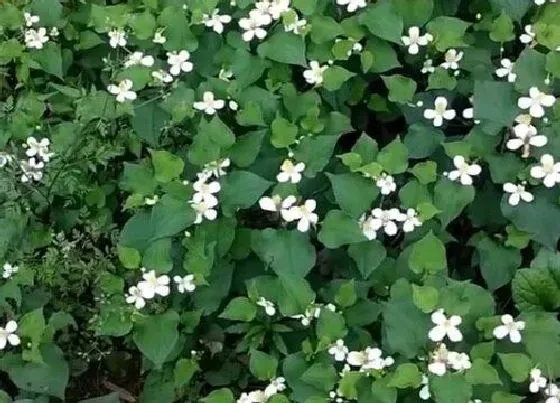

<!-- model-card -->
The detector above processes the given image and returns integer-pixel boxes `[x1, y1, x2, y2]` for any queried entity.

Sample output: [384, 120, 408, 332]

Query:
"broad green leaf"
[512, 267, 560, 311]
[131, 103, 169, 146]
[250, 350, 278, 380]
[431, 373, 472, 403]
[473, 81, 518, 127]
[409, 231, 447, 275]
[358, 1, 404, 44]
[476, 237, 521, 291]
[348, 240, 387, 279]
[434, 178, 475, 227]
[318, 210, 366, 248]
[387, 363, 422, 388]
[219, 297, 257, 322]
[316, 309, 347, 342]
[220, 171, 271, 216]
[323, 66, 356, 91]
[174, 358, 199, 388]
[465, 359, 502, 385]
[133, 310, 179, 368]
[201, 388, 234, 403]
[498, 353, 532, 382]
[393, 0, 434, 26]
[412, 284, 439, 313]
[271, 116, 298, 148]
[301, 363, 337, 391]
[376, 137, 409, 174]
[427, 16, 470, 51]
[327, 173, 378, 218]
[382, 75, 417, 104]
[490, 13, 515, 42]
[229, 130, 265, 167]
[404, 124, 445, 159]
[310, 15, 343, 43]
[158, 6, 198, 51]
[151, 150, 184, 183]
[293, 134, 342, 176]
[258, 30, 306, 66]
[523, 312, 560, 377]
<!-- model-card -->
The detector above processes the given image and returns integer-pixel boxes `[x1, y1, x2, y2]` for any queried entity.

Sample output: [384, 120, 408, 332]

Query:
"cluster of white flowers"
[239, 0, 291, 42]
[125, 269, 170, 309]
[281, 198, 318, 232]
[108, 28, 126, 48]
[2, 263, 19, 279]
[257, 297, 276, 316]
[237, 377, 286, 403]
[124, 51, 154, 68]
[20, 136, 53, 183]
[375, 172, 396, 195]
[440, 49, 463, 71]
[401, 26, 433, 55]
[0, 320, 20, 350]
[202, 8, 232, 34]
[359, 207, 422, 239]
[335, 0, 367, 13]
[428, 343, 471, 376]
[492, 314, 525, 343]
[303, 61, 329, 85]
[444, 155, 481, 186]
[23, 13, 51, 49]
[507, 114, 547, 157]
[520, 25, 536, 45]
[193, 91, 225, 115]
[423, 96, 456, 127]
[328, 339, 394, 373]
[529, 368, 548, 393]
[189, 158, 230, 224]
[495, 58, 517, 83]
[290, 302, 335, 326]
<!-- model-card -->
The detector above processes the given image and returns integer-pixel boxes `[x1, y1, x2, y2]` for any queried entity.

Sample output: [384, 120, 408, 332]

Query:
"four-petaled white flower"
[239, 13, 268, 41]
[257, 297, 276, 316]
[137, 270, 170, 299]
[107, 79, 137, 103]
[192, 200, 218, 224]
[359, 213, 378, 240]
[401, 26, 433, 55]
[422, 59, 435, 74]
[495, 58, 517, 83]
[283, 199, 318, 232]
[328, 339, 349, 362]
[447, 155, 481, 186]
[259, 194, 296, 214]
[530, 154, 560, 188]
[152, 70, 173, 83]
[335, 0, 367, 13]
[153, 31, 167, 44]
[303, 61, 329, 85]
[285, 15, 307, 34]
[493, 314, 525, 343]
[519, 25, 535, 45]
[25, 137, 52, 161]
[203, 158, 231, 177]
[24, 12, 40, 27]
[193, 91, 225, 115]
[219, 68, 233, 81]
[447, 351, 472, 371]
[529, 368, 547, 393]
[124, 52, 155, 68]
[371, 208, 401, 236]
[507, 114, 547, 157]
[125, 286, 146, 309]
[400, 208, 422, 232]
[192, 179, 221, 205]
[376, 173, 396, 195]
[423, 96, 456, 127]
[503, 182, 534, 206]
[518, 87, 556, 118]
[2, 263, 18, 279]
[108, 29, 126, 48]
[174, 274, 196, 293]
[167, 50, 193, 76]
[203, 9, 232, 34]
[428, 309, 463, 342]
[440, 49, 463, 70]
[0, 321, 20, 350]
[24, 27, 49, 49]
[276, 159, 305, 183]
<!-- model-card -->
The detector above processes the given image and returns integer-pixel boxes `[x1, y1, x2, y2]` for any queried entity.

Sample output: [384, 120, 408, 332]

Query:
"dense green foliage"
[1, 0, 560, 401]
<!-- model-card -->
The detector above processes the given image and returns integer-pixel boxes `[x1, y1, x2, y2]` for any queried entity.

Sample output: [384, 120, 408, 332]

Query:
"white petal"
[428, 325, 446, 342]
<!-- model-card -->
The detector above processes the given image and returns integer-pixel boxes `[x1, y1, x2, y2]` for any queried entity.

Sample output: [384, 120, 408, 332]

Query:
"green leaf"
[316, 309, 347, 342]
[358, 0, 404, 44]
[151, 150, 184, 183]
[431, 373, 473, 403]
[250, 350, 278, 380]
[220, 171, 271, 216]
[473, 81, 519, 127]
[427, 68, 457, 91]
[476, 237, 521, 291]
[377, 137, 409, 174]
[219, 297, 257, 322]
[120, 162, 157, 195]
[258, 30, 306, 66]
[131, 103, 169, 146]
[382, 75, 417, 104]
[348, 240, 387, 279]
[133, 311, 179, 368]
[318, 210, 366, 248]
[490, 0, 531, 21]
[363, 37, 402, 73]
[387, 363, 422, 389]
[277, 274, 316, 316]
[491, 391, 523, 403]
[309, 16, 343, 43]
[490, 12, 515, 42]
[546, 51, 560, 78]
[335, 280, 357, 308]
[514, 48, 547, 93]
[434, 178, 475, 227]
[412, 284, 439, 313]
[174, 358, 199, 388]
[229, 130, 265, 167]
[370, 378, 398, 403]
[404, 124, 445, 159]
[411, 161, 438, 184]
[30, 42, 63, 78]
[323, 66, 356, 91]
[427, 16, 470, 51]
[409, 231, 447, 275]
[393, 0, 434, 26]
[465, 359, 502, 385]
[523, 312, 560, 377]
[271, 116, 298, 148]
[512, 268, 560, 311]
[293, 134, 341, 177]
[30, 0, 62, 27]
[498, 353, 532, 382]
[158, 6, 198, 51]
[201, 388, 234, 403]
[302, 363, 337, 391]
[327, 173, 378, 218]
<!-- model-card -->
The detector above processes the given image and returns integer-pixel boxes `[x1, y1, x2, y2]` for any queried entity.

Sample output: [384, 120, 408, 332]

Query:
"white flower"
[376, 173, 396, 195]
[291, 305, 322, 326]
[422, 59, 435, 74]
[518, 87, 556, 118]
[167, 50, 193, 76]
[25, 137, 52, 161]
[107, 79, 137, 103]
[276, 159, 305, 183]
[265, 377, 286, 398]
[124, 52, 155, 68]
[24, 27, 49, 49]
[153, 31, 167, 44]
[285, 15, 307, 34]
[399, 208, 422, 232]
[401, 26, 433, 55]
[447, 155, 481, 186]
[492, 314, 525, 343]
[152, 70, 174, 84]
[228, 100, 238, 111]
[2, 263, 18, 279]
[257, 297, 276, 316]
[192, 179, 221, 205]
[24, 12, 40, 27]
[203, 9, 232, 34]
[495, 58, 517, 83]
[239, 13, 268, 42]
[419, 375, 431, 400]
[352, 42, 363, 53]
[108, 29, 126, 48]
[0, 321, 20, 350]
[329, 339, 349, 362]
[423, 96, 456, 127]
[125, 286, 146, 309]
[440, 49, 463, 70]
[371, 208, 401, 236]
[137, 270, 171, 299]
[447, 351, 472, 371]
[503, 183, 534, 206]
[428, 343, 448, 376]
[347, 347, 392, 371]
[20, 158, 44, 183]
[174, 274, 196, 293]
[336, 0, 367, 13]
[252, 2, 274, 24]
[219, 68, 233, 81]
[428, 309, 463, 342]
[359, 213, 379, 240]
[283, 200, 318, 232]
[529, 368, 547, 393]
[507, 114, 547, 157]
[268, 0, 291, 19]
[144, 195, 159, 205]
[530, 154, 560, 188]
[192, 200, 218, 224]
[0, 153, 13, 168]
[50, 27, 59, 37]
[520, 25, 535, 45]
[303, 61, 329, 85]
[202, 158, 231, 178]
[193, 91, 225, 115]
[546, 383, 560, 403]
[259, 194, 291, 212]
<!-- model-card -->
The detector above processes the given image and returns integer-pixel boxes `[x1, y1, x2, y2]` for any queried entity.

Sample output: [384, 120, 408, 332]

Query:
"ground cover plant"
[1, 0, 560, 401]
